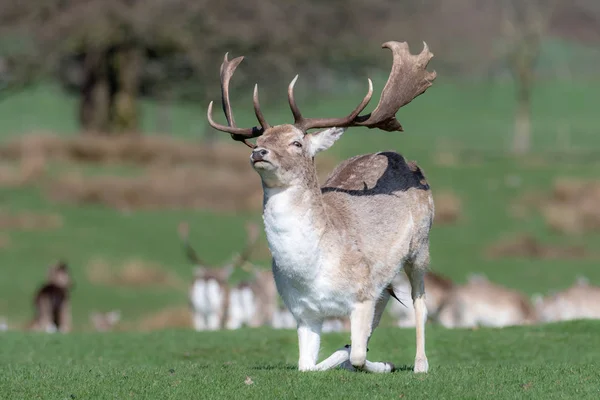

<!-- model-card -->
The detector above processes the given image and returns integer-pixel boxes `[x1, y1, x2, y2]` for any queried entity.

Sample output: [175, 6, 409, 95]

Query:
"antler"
[356, 42, 437, 131]
[231, 222, 260, 271]
[288, 75, 374, 132]
[206, 53, 269, 148]
[288, 41, 436, 132]
[178, 221, 209, 266]
[207, 41, 436, 145]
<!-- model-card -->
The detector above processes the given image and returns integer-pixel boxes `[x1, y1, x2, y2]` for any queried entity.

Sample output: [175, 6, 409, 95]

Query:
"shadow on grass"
[251, 364, 297, 371]
[393, 364, 414, 372]
[249, 364, 415, 373]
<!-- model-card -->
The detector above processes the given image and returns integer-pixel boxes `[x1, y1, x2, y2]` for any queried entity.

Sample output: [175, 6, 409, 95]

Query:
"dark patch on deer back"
[321, 151, 429, 196]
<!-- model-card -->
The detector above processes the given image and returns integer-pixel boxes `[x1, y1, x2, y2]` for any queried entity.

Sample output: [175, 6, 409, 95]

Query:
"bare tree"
[500, 0, 560, 154]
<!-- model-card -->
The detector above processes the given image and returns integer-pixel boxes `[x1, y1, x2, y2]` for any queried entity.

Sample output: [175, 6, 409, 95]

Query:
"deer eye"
[291, 141, 303, 148]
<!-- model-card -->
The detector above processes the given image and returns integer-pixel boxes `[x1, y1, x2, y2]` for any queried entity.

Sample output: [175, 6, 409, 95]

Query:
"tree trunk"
[79, 50, 111, 134]
[111, 46, 143, 135]
[511, 54, 535, 155]
[512, 93, 531, 155]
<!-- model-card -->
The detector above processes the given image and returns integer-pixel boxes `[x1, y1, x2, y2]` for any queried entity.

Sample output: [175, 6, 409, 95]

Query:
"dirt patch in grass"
[0, 211, 63, 231]
[86, 258, 186, 290]
[485, 233, 592, 260]
[46, 165, 263, 212]
[0, 234, 10, 249]
[0, 154, 47, 188]
[512, 179, 600, 235]
[541, 179, 600, 235]
[433, 191, 462, 225]
[133, 306, 192, 331]
[0, 133, 254, 168]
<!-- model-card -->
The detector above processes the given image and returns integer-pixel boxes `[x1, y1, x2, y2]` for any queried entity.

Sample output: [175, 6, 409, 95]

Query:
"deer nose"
[251, 148, 269, 161]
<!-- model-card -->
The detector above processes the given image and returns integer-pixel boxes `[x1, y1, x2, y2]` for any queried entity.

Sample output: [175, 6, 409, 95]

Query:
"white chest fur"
[263, 187, 323, 281]
[263, 187, 351, 320]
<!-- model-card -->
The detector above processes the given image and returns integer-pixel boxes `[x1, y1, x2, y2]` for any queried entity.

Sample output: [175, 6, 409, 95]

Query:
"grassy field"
[1, 78, 600, 326]
[1, 322, 599, 399]
[0, 74, 599, 398]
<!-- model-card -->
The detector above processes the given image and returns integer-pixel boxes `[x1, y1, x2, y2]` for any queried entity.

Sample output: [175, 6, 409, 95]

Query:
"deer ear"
[308, 127, 346, 156]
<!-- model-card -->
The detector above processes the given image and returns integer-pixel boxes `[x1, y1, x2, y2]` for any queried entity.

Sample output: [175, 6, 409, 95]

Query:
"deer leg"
[36, 298, 54, 333]
[405, 259, 429, 373]
[193, 312, 207, 331]
[349, 299, 375, 369]
[59, 300, 72, 333]
[314, 346, 392, 373]
[314, 347, 350, 371]
[297, 321, 322, 371]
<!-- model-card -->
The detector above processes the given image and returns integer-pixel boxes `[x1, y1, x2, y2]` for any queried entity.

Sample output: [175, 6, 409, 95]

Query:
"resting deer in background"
[180, 222, 278, 330]
[28, 261, 73, 333]
[436, 274, 536, 329]
[533, 277, 600, 323]
[388, 271, 454, 328]
[206, 41, 437, 373]
[90, 310, 121, 332]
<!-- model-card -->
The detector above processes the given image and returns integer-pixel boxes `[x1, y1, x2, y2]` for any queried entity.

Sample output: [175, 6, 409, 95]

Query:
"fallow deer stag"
[206, 41, 436, 373]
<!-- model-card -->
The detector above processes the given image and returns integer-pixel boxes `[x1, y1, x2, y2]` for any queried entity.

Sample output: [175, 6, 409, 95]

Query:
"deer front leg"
[297, 321, 322, 371]
[349, 300, 375, 369]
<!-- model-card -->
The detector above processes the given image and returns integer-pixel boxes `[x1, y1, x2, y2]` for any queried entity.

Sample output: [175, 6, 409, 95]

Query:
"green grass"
[1, 322, 599, 399]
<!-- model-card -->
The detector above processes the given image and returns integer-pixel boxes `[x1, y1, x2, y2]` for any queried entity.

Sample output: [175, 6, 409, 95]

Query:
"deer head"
[207, 41, 436, 188]
[47, 260, 72, 289]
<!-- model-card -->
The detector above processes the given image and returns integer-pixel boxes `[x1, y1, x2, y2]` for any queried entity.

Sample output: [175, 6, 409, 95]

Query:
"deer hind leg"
[404, 255, 429, 373]
[58, 300, 72, 333]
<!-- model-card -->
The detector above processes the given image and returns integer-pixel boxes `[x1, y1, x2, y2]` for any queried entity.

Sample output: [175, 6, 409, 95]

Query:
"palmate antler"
[207, 41, 436, 142]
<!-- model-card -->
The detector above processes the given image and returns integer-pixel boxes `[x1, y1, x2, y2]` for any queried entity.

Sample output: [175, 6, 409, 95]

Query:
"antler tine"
[356, 41, 437, 131]
[220, 52, 240, 127]
[253, 84, 270, 130]
[289, 76, 373, 132]
[231, 222, 260, 270]
[287, 75, 303, 123]
[178, 221, 210, 267]
[206, 53, 267, 148]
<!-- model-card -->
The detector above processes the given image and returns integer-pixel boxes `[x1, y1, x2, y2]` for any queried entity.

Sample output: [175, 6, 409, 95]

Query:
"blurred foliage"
[0, 0, 598, 134]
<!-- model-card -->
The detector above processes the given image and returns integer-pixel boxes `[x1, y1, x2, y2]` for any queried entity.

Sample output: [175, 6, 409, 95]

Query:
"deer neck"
[262, 175, 329, 281]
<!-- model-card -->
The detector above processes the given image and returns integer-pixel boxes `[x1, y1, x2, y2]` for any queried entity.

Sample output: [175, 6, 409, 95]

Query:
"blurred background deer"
[28, 261, 73, 333]
[180, 221, 279, 330]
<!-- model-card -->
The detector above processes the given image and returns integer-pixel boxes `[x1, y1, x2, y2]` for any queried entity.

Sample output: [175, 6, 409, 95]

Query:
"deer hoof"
[414, 357, 429, 373]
